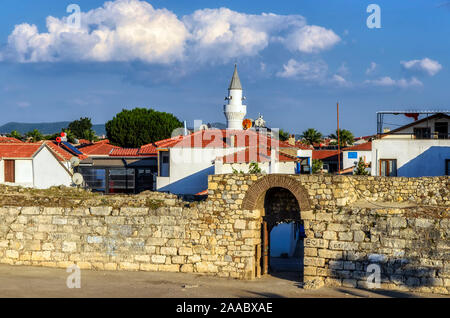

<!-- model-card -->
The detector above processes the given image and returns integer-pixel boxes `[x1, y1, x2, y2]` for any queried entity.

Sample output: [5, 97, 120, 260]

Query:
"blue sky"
[0, 0, 449, 136]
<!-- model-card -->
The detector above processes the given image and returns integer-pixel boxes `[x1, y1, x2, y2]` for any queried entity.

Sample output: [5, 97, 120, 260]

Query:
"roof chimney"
[288, 134, 295, 146]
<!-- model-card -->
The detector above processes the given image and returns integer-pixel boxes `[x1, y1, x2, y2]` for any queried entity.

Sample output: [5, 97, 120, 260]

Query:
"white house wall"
[343, 150, 372, 170]
[157, 147, 238, 194]
[371, 139, 450, 176]
[0, 160, 3, 183]
[33, 147, 72, 189]
[15, 160, 34, 186]
[217, 161, 296, 174]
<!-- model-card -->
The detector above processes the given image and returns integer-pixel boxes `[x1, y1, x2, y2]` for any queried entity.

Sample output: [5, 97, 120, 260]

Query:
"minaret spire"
[229, 64, 242, 90]
[224, 64, 247, 130]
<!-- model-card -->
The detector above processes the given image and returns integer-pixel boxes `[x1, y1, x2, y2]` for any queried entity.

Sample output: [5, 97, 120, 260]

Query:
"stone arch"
[242, 174, 311, 212]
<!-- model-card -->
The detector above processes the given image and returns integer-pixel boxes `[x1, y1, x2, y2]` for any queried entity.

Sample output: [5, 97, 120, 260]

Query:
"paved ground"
[0, 264, 446, 298]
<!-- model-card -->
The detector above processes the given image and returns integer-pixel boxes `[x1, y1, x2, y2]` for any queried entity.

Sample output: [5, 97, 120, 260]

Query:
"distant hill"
[0, 122, 106, 136]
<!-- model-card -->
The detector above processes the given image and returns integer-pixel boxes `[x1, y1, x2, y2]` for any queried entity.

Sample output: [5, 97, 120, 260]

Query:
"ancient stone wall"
[0, 201, 259, 280]
[0, 174, 448, 294]
[207, 174, 449, 294]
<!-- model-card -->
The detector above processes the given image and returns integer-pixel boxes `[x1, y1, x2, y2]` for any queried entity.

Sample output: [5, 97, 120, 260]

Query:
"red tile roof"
[78, 140, 120, 156]
[343, 142, 372, 152]
[221, 146, 297, 164]
[44, 141, 88, 161]
[154, 129, 295, 150]
[0, 137, 23, 143]
[0, 143, 42, 158]
[109, 147, 157, 157]
[139, 143, 157, 155]
[77, 139, 92, 145]
[312, 150, 341, 160]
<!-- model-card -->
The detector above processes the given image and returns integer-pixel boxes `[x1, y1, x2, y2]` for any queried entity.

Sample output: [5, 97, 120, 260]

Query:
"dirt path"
[0, 264, 445, 298]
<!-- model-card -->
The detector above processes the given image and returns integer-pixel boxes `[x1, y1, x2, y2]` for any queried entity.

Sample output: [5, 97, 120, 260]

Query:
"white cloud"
[2, 0, 189, 63]
[183, 8, 306, 62]
[364, 76, 423, 88]
[276, 59, 328, 81]
[401, 58, 442, 76]
[281, 25, 341, 53]
[331, 74, 350, 87]
[365, 62, 377, 75]
[0, 0, 341, 64]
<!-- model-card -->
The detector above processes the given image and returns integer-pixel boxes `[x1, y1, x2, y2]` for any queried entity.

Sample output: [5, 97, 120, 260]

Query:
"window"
[380, 159, 397, 177]
[435, 122, 448, 139]
[78, 167, 106, 192]
[413, 127, 431, 139]
[108, 168, 135, 194]
[446, 159, 450, 176]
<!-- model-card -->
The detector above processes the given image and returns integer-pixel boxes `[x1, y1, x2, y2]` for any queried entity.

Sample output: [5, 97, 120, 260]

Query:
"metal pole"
[337, 102, 341, 175]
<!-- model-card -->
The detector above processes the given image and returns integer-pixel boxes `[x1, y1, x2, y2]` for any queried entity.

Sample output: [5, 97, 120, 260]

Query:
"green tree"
[105, 108, 183, 148]
[248, 162, 262, 174]
[7, 130, 22, 141]
[45, 129, 76, 143]
[25, 129, 43, 142]
[354, 157, 369, 175]
[68, 117, 96, 141]
[300, 128, 323, 145]
[329, 129, 354, 147]
[312, 159, 323, 174]
[277, 129, 290, 141]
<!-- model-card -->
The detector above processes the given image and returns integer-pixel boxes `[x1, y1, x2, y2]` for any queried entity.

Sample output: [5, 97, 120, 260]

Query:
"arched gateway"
[242, 175, 312, 278]
[242, 174, 311, 211]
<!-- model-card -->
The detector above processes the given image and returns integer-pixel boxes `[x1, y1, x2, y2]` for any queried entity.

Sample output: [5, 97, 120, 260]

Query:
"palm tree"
[300, 128, 323, 145]
[7, 130, 22, 141]
[330, 129, 354, 147]
[277, 129, 290, 141]
[25, 129, 43, 142]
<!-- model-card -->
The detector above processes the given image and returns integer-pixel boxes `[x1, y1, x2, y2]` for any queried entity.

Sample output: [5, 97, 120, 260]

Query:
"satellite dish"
[72, 173, 84, 185]
[70, 156, 80, 167]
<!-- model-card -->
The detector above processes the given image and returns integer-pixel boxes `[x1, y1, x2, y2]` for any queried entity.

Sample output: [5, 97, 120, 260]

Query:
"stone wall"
[207, 174, 449, 294]
[0, 202, 259, 279]
[0, 174, 448, 294]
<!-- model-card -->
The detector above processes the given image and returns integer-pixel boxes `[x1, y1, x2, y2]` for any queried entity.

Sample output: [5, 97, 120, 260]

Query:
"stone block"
[151, 255, 166, 264]
[21, 207, 41, 215]
[90, 207, 112, 216]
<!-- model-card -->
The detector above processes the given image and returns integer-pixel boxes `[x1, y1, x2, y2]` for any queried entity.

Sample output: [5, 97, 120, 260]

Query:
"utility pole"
[337, 102, 341, 175]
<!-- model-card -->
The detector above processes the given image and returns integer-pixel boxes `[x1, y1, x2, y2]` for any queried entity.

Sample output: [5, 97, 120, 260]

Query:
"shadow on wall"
[158, 166, 215, 195]
[328, 256, 443, 294]
[398, 146, 450, 177]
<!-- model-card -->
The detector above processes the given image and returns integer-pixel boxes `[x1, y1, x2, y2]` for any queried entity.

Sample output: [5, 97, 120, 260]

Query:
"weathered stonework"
[0, 174, 448, 295]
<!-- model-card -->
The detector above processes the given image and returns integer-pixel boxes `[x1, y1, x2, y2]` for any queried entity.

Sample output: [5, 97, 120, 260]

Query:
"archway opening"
[260, 187, 304, 281]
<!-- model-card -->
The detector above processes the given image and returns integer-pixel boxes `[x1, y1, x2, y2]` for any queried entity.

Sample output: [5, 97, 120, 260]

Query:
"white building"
[0, 143, 74, 188]
[341, 142, 372, 174]
[371, 112, 450, 176]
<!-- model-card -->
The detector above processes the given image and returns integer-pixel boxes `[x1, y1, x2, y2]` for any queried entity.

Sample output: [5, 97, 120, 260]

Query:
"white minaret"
[224, 64, 247, 130]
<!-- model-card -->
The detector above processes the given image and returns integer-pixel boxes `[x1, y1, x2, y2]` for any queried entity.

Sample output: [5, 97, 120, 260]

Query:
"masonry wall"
[0, 203, 259, 279]
[0, 174, 448, 295]
[207, 174, 449, 294]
